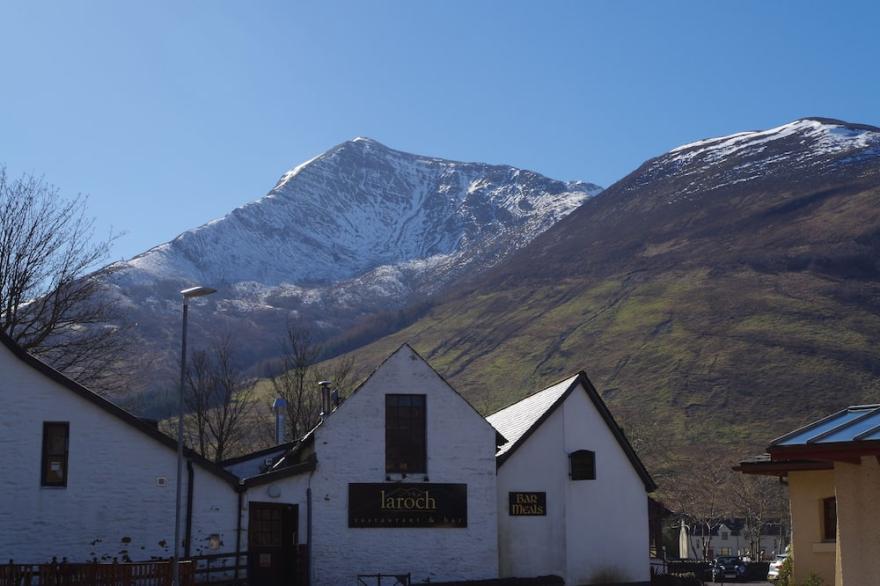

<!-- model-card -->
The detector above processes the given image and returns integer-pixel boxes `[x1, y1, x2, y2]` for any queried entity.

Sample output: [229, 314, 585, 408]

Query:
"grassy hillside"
[301, 122, 880, 491]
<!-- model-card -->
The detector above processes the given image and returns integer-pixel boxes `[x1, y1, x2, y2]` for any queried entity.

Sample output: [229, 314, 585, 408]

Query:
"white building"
[1, 331, 654, 586]
[238, 345, 500, 585]
[488, 373, 656, 585]
[0, 330, 240, 564]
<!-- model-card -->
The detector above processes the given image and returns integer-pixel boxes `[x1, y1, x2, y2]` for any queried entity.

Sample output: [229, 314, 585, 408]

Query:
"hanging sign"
[509, 492, 546, 516]
[348, 483, 467, 528]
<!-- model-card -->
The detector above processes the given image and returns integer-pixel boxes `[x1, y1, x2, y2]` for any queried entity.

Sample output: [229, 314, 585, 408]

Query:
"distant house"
[1, 333, 656, 586]
[488, 372, 656, 585]
[737, 405, 880, 586]
[677, 518, 787, 560]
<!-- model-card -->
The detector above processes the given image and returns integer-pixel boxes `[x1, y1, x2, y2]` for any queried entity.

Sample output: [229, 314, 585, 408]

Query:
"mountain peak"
[350, 136, 383, 145]
[668, 117, 879, 156]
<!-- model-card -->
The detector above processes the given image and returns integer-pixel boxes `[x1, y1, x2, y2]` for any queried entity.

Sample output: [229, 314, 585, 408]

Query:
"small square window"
[569, 449, 595, 480]
[42, 422, 69, 487]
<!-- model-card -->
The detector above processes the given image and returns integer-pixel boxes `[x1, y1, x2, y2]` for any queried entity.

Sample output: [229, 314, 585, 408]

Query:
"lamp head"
[180, 286, 217, 299]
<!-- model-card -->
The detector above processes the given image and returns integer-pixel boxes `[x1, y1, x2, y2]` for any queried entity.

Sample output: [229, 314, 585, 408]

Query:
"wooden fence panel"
[1, 560, 193, 586]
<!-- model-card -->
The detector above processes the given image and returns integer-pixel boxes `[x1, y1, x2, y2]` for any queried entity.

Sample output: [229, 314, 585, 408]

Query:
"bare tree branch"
[269, 323, 357, 442]
[0, 166, 129, 391]
[184, 338, 255, 462]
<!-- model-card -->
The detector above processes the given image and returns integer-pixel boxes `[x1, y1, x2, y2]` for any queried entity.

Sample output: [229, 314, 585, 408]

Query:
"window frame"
[385, 394, 427, 474]
[41, 421, 70, 488]
[822, 496, 837, 542]
[569, 449, 596, 481]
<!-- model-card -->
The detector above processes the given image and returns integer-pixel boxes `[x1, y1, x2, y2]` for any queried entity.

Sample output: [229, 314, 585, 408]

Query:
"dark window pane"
[823, 497, 837, 541]
[570, 450, 595, 481]
[385, 395, 426, 473]
[42, 422, 69, 487]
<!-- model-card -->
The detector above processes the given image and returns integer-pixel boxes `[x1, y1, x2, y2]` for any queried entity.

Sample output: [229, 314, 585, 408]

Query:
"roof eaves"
[574, 371, 657, 492]
[220, 441, 298, 467]
[244, 454, 317, 487]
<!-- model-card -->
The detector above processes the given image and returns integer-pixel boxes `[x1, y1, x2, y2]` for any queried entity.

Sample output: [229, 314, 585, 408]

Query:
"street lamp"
[173, 286, 216, 586]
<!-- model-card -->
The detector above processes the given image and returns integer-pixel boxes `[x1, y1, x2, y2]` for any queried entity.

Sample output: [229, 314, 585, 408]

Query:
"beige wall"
[788, 470, 836, 585]
[833, 457, 880, 586]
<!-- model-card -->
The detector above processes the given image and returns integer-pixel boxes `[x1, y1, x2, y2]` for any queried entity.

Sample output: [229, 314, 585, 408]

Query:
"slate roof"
[487, 374, 578, 459]
[770, 404, 880, 446]
[486, 371, 656, 492]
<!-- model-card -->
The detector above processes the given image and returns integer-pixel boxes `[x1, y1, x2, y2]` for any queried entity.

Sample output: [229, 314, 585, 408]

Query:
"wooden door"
[248, 502, 299, 586]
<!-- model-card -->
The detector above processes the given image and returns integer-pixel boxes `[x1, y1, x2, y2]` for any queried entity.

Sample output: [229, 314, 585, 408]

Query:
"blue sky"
[2, 1, 878, 261]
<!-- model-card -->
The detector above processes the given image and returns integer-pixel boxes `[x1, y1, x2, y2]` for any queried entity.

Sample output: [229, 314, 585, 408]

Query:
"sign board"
[348, 483, 467, 528]
[509, 492, 546, 516]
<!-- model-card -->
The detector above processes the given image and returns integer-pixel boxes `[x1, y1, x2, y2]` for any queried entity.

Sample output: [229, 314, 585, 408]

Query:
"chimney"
[318, 381, 332, 418]
[272, 398, 288, 445]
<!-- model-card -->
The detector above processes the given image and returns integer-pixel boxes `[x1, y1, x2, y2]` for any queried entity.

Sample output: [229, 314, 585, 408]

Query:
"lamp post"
[173, 286, 216, 586]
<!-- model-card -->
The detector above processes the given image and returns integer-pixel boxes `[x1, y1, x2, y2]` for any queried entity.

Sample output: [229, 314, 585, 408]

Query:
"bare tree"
[270, 324, 358, 442]
[731, 473, 788, 559]
[270, 325, 322, 442]
[0, 167, 126, 390]
[184, 339, 255, 462]
[314, 353, 356, 398]
[667, 455, 733, 559]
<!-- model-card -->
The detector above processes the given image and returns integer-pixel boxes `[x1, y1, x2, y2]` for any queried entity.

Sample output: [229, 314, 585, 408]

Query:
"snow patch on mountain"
[631, 118, 880, 201]
[99, 138, 601, 381]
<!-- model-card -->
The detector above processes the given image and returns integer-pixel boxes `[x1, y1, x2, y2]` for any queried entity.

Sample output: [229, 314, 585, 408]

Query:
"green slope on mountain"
[319, 119, 880, 486]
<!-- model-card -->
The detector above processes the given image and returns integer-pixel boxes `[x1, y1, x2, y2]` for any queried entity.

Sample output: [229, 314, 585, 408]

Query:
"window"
[41, 422, 69, 487]
[721, 531, 729, 540]
[569, 449, 595, 480]
[719, 547, 732, 555]
[385, 395, 426, 473]
[823, 497, 837, 541]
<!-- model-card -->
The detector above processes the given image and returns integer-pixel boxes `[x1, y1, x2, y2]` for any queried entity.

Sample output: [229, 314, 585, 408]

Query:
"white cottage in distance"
[1, 331, 655, 586]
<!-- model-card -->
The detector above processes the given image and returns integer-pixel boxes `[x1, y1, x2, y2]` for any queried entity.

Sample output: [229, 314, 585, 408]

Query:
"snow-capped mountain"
[331, 118, 880, 489]
[627, 117, 880, 200]
[482, 117, 880, 286]
[101, 138, 600, 403]
[119, 137, 599, 289]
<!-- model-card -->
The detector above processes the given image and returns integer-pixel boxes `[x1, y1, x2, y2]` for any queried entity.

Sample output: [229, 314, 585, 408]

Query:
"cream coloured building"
[739, 405, 880, 586]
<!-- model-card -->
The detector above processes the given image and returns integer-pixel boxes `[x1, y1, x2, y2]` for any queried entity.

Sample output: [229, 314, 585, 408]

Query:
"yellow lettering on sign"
[379, 490, 438, 511]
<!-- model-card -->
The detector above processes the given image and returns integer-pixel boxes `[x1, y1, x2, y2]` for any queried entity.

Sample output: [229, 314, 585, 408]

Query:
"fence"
[188, 552, 247, 584]
[357, 573, 411, 586]
[1, 559, 194, 586]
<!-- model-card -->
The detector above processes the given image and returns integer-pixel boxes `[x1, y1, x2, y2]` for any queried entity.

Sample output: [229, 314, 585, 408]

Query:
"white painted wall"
[0, 343, 239, 563]
[298, 346, 499, 585]
[496, 382, 650, 585]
